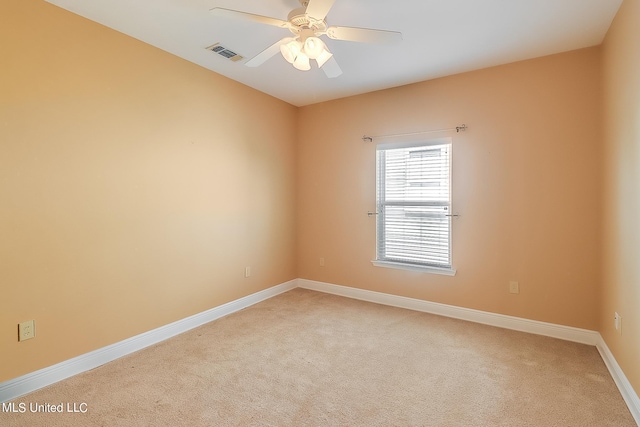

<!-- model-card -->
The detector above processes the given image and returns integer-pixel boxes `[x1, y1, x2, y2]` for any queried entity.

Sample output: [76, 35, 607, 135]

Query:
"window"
[373, 138, 455, 275]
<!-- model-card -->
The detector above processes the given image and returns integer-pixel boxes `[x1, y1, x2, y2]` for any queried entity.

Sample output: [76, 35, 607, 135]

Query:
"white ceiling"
[45, 0, 622, 107]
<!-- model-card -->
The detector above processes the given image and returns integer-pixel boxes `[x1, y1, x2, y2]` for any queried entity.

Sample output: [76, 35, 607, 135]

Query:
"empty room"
[1, 0, 639, 425]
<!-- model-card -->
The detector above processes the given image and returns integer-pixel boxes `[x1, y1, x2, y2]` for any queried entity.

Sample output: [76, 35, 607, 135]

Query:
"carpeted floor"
[1, 288, 636, 426]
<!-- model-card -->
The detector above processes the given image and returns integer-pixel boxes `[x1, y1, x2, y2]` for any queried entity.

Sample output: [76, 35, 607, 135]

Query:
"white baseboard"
[297, 278, 640, 425]
[596, 337, 640, 425]
[0, 280, 297, 403]
[297, 279, 600, 345]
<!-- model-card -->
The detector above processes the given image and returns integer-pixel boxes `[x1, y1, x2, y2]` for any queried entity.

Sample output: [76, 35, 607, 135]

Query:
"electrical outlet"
[18, 320, 35, 341]
[244, 267, 251, 278]
[509, 281, 519, 294]
[614, 312, 622, 335]
[319, 257, 325, 267]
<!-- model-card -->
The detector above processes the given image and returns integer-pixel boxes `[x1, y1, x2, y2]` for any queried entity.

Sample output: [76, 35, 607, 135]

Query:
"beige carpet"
[1, 288, 636, 426]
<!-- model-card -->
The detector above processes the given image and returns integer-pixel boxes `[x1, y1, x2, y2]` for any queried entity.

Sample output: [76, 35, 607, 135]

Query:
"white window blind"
[376, 140, 452, 269]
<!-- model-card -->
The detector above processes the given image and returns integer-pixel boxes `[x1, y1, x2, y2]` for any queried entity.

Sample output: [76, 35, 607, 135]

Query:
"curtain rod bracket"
[456, 124, 467, 133]
[362, 135, 373, 142]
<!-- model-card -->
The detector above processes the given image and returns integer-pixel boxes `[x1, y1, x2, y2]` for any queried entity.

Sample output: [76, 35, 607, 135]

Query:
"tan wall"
[297, 48, 603, 330]
[0, 0, 297, 382]
[602, 0, 640, 395]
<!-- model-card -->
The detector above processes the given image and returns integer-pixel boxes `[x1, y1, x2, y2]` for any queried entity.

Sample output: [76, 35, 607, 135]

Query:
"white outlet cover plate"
[19, 320, 35, 341]
[509, 281, 519, 294]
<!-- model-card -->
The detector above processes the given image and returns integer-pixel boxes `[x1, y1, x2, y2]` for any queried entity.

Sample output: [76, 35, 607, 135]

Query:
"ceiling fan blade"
[210, 7, 289, 29]
[305, 0, 337, 21]
[246, 37, 293, 67]
[321, 56, 342, 78]
[326, 26, 403, 43]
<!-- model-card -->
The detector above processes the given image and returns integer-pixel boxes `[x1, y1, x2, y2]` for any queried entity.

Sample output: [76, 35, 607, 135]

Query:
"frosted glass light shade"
[293, 52, 311, 71]
[280, 40, 302, 64]
[303, 37, 325, 59]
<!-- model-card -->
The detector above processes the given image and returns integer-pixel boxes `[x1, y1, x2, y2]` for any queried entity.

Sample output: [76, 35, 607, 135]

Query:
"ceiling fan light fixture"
[293, 52, 311, 71]
[315, 48, 333, 68]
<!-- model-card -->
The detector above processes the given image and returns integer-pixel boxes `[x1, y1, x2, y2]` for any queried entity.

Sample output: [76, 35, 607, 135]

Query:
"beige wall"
[602, 0, 640, 395]
[297, 48, 603, 330]
[0, 0, 297, 382]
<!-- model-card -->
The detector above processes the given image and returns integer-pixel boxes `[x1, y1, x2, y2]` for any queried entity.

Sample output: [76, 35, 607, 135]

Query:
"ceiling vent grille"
[206, 43, 244, 62]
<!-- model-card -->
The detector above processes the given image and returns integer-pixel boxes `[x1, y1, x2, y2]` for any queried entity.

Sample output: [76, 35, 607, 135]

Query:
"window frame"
[372, 138, 456, 276]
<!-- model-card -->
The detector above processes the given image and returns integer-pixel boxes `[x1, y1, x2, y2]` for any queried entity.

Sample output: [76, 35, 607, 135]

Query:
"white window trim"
[376, 137, 452, 150]
[371, 260, 457, 276]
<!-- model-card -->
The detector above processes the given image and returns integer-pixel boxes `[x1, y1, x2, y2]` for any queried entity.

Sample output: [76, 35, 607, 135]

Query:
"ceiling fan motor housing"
[287, 7, 327, 36]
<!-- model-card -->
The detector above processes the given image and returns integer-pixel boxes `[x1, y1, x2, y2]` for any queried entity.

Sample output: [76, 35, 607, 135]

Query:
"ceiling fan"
[210, 0, 402, 78]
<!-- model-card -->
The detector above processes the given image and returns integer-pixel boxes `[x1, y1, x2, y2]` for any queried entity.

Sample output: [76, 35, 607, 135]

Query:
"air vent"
[206, 43, 244, 62]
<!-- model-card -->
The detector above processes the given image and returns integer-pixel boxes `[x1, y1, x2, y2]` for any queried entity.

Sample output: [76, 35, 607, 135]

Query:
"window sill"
[371, 260, 457, 276]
